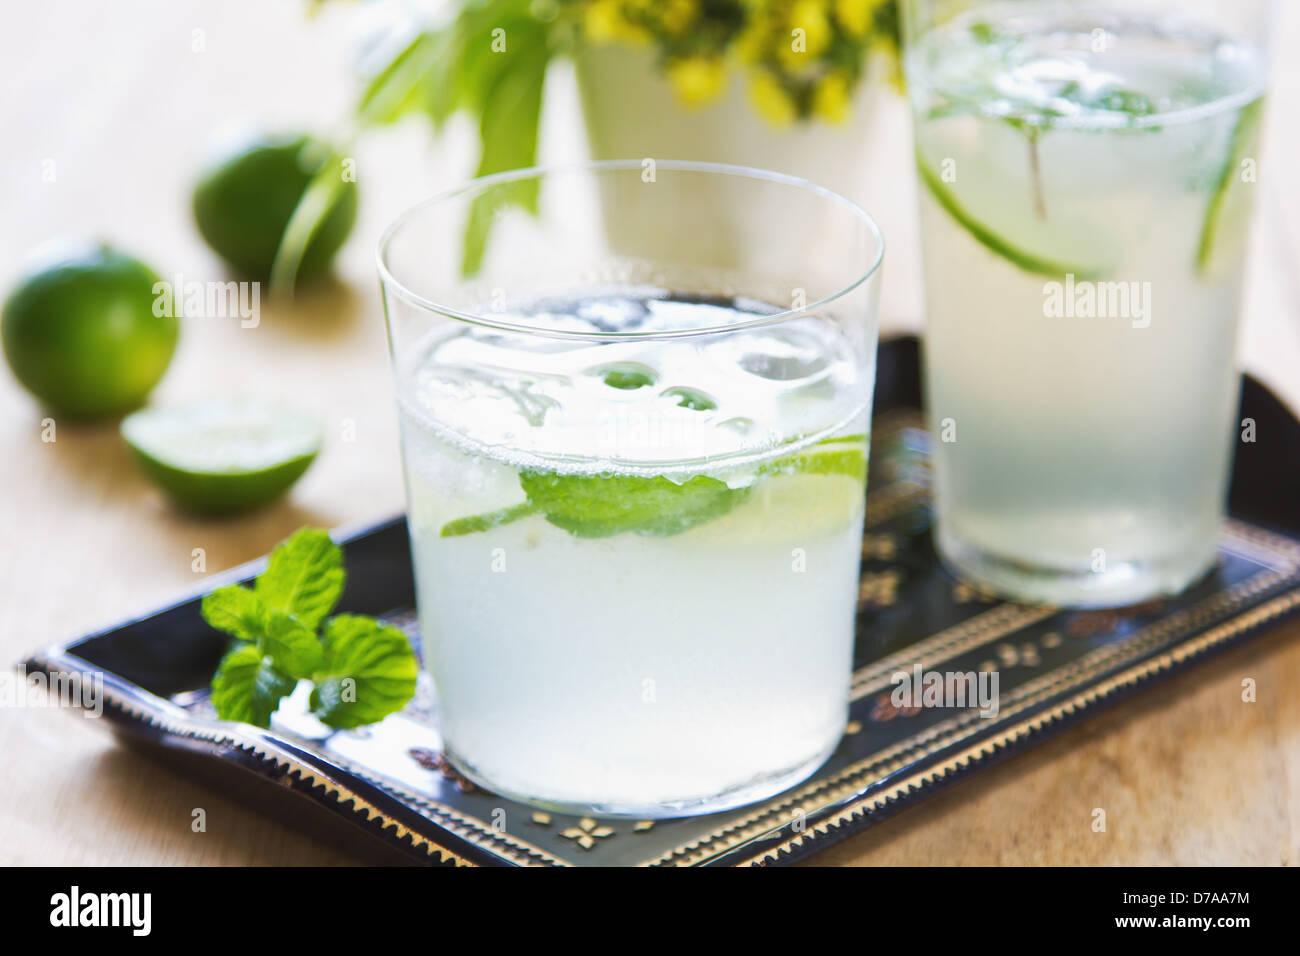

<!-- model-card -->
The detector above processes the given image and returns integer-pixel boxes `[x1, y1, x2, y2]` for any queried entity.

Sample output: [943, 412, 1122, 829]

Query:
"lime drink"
[398, 291, 869, 815]
[378, 161, 883, 816]
[905, 2, 1269, 605]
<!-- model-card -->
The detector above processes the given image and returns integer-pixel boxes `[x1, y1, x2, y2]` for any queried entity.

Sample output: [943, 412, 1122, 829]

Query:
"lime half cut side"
[122, 398, 322, 515]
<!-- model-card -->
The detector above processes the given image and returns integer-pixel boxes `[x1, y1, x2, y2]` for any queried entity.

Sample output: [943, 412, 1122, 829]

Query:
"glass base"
[443, 736, 841, 820]
[936, 527, 1218, 608]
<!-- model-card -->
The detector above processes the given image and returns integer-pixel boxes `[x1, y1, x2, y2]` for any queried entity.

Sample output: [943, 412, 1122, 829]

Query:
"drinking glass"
[901, 0, 1273, 606]
[377, 160, 884, 816]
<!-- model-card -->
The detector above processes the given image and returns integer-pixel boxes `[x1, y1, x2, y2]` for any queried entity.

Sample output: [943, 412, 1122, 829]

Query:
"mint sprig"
[309, 615, 424, 729]
[201, 528, 417, 729]
[440, 436, 868, 540]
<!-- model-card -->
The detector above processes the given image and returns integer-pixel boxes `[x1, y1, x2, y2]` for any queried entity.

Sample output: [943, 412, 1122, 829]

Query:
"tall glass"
[378, 161, 883, 817]
[901, 0, 1272, 606]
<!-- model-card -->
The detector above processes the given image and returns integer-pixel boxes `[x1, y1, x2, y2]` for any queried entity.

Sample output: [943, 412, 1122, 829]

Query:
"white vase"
[572, 43, 923, 333]
[574, 44, 884, 203]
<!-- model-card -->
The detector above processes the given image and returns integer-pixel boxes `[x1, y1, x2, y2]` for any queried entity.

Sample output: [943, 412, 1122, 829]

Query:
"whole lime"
[1, 241, 178, 419]
[192, 133, 358, 281]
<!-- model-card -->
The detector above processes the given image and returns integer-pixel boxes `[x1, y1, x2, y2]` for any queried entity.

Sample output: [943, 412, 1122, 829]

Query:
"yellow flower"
[659, 0, 696, 35]
[584, 0, 648, 45]
[666, 56, 727, 107]
[834, 0, 873, 36]
[734, 6, 771, 64]
[780, 0, 832, 70]
[812, 70, 852, 123]
[748, 70, 796, 125]
[793, 0, 833, 53]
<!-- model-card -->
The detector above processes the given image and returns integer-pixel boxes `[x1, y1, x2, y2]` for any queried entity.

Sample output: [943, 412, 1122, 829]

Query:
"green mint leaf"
[440, 501, 540, 537]
[309, 614, 418, 729]
[438, 437, 870, 539]
[915, 149, 1106, 279]
[254, 527, 345, 631]
[210, 643, 297, 728]
[200, 584, 266, 643]
[262, 610, 325, 678]
[1093, 88, 1155, 119]
[519, 471, 751, 538]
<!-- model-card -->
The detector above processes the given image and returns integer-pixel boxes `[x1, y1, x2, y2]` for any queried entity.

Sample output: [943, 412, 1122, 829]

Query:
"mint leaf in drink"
[600, 365, 657, 390]
[210, 643, 298, 727]
[520, 471, 751, 539]
[663, 387, 716, 410]
[309, 614, 419, 729]
[1092, 88, 1155, 119]
[200, 584, 266, 643]
[439, 435, 869, 539]
[440, 501, 540, 537]
[254, 527, 344, 631]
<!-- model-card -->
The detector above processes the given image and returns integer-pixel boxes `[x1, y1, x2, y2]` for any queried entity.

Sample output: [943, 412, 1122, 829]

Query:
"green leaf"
[1197, 97, 1265, 276]
[254, 527, 345, 631]
[309, 615, 418, 729]
[210, 643, 297, 728]
[262, 610, 325, 678]
[440, 501, 540, 537]
[358, 30, 454, 127]
[915, 150, 1105, 279]
[200, 584, 265, 643]
[519, 471, 751, 538]
[437, 437, 869, 539]
[351, 2, 556, 277]
[460, 28, 550, 276]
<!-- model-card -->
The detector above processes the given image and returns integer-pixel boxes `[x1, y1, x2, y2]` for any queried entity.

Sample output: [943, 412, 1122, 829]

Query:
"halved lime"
[121, 398, 322, 515]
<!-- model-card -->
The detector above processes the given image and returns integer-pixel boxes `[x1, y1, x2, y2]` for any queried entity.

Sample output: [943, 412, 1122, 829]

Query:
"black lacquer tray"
[22, 337, 1300, 866]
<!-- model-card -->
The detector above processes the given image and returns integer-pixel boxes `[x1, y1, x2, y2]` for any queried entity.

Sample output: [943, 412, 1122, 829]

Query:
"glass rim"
[375, 158, 885, 341]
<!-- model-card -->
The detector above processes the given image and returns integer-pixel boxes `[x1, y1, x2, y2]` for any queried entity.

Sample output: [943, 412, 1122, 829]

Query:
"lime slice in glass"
[121, 398, 322, 515]
[915, 151, 1105, 280]
[1196, 97, 1265, 278]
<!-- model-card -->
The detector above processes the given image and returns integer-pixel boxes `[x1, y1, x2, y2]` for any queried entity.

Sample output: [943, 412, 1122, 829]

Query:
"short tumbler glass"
[377, 160, 883, 817]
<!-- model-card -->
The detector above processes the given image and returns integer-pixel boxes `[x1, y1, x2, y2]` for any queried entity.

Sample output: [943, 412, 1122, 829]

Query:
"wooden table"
[2, 1, 1297, 866]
